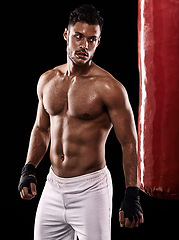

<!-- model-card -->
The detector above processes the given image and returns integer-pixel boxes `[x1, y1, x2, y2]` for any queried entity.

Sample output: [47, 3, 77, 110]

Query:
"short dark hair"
[68, 4, 104, 32]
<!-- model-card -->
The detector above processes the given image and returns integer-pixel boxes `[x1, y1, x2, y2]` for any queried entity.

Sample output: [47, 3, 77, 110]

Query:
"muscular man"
[18, 4, 143, 239]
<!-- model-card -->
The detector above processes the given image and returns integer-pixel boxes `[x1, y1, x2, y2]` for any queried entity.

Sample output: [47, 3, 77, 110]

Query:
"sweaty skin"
[21, 22, 142, 227]
[42, 65, 112, 177]
[41, 64, 128, 177]
[26, 62, 137, 180]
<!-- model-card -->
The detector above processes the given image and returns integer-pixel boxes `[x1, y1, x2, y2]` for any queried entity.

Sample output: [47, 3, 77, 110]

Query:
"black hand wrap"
[120, 187, 143, 223]
[18, 164, 37, 193]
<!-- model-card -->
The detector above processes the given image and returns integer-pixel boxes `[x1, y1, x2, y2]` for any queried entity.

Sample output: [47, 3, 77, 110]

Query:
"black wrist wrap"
[18, 164, 37, 192]
[120, 187, 143, 222]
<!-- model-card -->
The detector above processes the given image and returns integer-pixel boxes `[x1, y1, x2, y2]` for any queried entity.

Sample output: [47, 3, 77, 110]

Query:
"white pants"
[34, 166, 113, 240]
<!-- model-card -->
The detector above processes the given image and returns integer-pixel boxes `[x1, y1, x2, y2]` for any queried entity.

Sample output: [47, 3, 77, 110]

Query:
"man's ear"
[63, 28, 68, 41]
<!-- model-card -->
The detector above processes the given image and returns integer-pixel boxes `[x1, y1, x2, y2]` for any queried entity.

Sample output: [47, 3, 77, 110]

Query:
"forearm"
[26, 124, 50, 167]
[121, 141, 138, 188]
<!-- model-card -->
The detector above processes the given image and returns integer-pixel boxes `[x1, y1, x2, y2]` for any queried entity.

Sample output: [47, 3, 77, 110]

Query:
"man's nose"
[80, 38, 88, 50]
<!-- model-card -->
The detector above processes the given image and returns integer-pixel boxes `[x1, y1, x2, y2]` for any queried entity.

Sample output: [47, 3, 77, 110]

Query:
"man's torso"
[41, 63, 114, 177]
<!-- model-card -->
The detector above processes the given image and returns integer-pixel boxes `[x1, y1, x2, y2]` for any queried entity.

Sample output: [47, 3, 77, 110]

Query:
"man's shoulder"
[94, 63, 126, 94]
[37, 64, 66, 98]
[39, 64, 66, 82]
[93, 64, 129, 108]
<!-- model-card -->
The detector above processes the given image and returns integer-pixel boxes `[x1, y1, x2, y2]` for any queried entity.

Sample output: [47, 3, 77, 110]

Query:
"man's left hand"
[119, 187, 144, 228]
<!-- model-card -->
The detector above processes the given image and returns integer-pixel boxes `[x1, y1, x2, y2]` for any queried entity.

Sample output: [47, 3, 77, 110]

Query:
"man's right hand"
[18, 164, 37, 200]
[20, 182, 37, 200]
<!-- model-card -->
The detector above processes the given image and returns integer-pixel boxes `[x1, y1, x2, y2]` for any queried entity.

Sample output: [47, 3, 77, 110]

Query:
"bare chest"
[43, 77, 104, 119]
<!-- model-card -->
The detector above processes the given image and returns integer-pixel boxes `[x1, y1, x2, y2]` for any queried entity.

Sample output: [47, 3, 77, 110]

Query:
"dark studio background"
[3, 0, 179, 239]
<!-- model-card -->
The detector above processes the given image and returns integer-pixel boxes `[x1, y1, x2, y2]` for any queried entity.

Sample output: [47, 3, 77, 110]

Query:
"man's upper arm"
[34, 74, 50, 131]
[34, 100, 50, 131]
[102, 78, 137, 146]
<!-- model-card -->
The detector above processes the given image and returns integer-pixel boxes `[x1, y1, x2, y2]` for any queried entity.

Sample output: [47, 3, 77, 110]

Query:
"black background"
[3, 0, 179, 239]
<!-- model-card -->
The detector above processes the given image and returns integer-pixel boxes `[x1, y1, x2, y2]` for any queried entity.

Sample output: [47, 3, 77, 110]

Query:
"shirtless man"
[18, 4, 143, 239]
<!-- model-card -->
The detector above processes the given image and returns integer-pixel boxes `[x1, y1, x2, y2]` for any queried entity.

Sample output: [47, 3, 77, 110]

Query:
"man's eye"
[76, 35, 82, 39]
[89, 38, 97, 43]
[91, 39, 96, 42]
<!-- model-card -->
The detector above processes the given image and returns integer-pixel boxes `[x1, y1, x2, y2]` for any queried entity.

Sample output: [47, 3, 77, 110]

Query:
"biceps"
[35, 101, 50, 131]
[109, 105, 137, 146]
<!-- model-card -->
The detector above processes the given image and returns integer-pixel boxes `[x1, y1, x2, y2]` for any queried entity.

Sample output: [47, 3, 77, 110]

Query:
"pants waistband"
[47, 165, 109, 184]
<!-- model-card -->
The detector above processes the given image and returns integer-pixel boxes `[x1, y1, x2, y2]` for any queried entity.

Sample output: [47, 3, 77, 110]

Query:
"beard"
[67, 47, 94, 66]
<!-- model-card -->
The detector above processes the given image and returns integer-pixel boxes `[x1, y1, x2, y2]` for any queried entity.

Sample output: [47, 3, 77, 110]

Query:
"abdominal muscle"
[49, 115, 111, 178]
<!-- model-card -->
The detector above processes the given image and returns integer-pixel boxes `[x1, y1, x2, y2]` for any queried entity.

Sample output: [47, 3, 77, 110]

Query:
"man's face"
[64, 22, 101, 66]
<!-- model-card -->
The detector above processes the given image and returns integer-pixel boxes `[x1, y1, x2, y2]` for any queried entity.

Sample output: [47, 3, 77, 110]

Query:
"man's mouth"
[75, 50, 88, 59]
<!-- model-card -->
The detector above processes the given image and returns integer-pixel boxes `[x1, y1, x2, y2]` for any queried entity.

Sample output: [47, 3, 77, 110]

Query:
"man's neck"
[65, 58, 93, 77]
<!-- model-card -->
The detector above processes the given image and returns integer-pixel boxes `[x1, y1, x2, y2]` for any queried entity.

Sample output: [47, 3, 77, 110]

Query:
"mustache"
[75, 49, 89, 57]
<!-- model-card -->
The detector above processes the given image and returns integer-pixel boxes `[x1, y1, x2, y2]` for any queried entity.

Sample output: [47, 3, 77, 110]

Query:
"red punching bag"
[138, 0, 179, 199]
